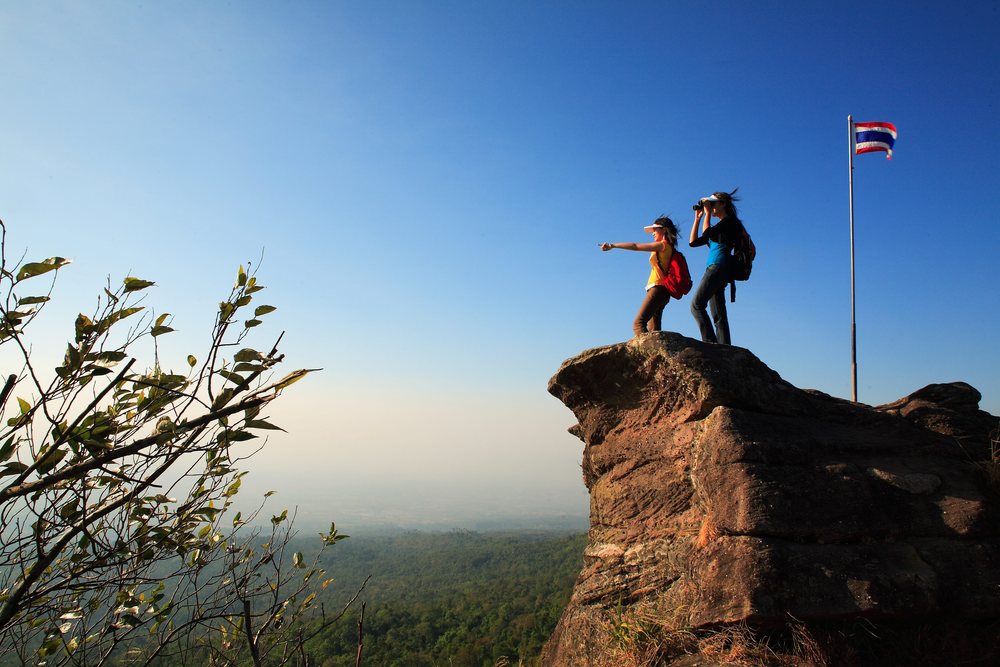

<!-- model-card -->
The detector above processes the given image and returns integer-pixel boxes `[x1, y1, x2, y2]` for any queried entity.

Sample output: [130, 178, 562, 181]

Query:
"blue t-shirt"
[691, 217, 742, 268]
[706, 239, 729, 268]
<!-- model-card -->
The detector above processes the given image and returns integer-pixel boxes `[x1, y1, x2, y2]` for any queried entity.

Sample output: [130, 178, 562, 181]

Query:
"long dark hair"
[653, 215, 678, 247]
[712, 188, 740, 220]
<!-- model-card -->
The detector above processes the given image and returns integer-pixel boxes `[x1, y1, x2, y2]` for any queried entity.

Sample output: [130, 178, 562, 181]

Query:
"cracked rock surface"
[541, 333, 1000, 666]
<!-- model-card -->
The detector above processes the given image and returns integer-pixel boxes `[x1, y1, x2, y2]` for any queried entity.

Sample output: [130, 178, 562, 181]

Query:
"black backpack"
[729, 223, 755, 302]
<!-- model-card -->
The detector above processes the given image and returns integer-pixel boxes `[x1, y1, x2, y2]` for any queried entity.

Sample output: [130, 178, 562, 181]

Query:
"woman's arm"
[600, 241, 669, 252]
[689, 209, 710, 247]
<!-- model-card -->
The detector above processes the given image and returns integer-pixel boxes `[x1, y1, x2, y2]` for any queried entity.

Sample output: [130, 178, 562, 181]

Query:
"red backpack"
[656, 249, 693, 299]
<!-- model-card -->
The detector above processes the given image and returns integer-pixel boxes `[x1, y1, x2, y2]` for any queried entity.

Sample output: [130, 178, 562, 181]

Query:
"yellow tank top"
[646, 246, 674, 290]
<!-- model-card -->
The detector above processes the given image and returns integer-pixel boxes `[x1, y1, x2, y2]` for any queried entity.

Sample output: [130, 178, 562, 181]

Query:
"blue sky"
[1, 1, 998, 527]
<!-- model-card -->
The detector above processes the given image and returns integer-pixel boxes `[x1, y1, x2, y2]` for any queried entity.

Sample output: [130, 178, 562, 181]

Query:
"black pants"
[633, 286, 670, 336]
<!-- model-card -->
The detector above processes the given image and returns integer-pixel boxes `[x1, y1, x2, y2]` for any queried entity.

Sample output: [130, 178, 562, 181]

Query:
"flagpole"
[848, 114, 857, 403]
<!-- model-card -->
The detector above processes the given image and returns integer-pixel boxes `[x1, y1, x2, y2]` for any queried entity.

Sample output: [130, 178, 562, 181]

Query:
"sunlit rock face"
[542, 333, 1000, 666]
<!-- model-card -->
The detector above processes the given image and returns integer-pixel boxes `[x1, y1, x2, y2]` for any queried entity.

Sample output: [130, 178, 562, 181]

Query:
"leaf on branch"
[94, 350, 128, 368]
[246, 419, 284, 432]
[17, 295, 50, 306]
[154, 313, 170, 327]
[320, 522, 350, 545]
[244, 318, 262, 328]
[218, 370, 244, 386]
[151, 325, 175, 337]
[211, 388, 235, 410]
[187, 354, 197, 367]
[224, 478, 242, 497]
[35, 446, 68, 474]
[117, 614, 141, 628]
[65, 343, 82, 368]
[234, 348, 264, 363]
[271, 509, 288, 526]
[218, 430, 257, 444]
[96, 306, 144, 335]
[3, 311, 31, 327]
[153, 373, 188, 387]
[271, 368, 319, 391]
[237, 264, 247, 287]
[155, 417, 174, 434]
[59, 499, 80, 520]
[75, 313, 94, 342]
[233, 362, 266, 373]
[123, 276, 155, 292]
[15, 256, 71, 282]
[0, 461, 29, 477]
[17, 397, 30, 415]
[254, 305, 276, 317]
[0, 437, 17, 462]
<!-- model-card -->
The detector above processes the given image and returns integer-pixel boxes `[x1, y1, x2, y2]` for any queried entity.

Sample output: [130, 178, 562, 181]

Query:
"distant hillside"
[298, 530, 586, 667]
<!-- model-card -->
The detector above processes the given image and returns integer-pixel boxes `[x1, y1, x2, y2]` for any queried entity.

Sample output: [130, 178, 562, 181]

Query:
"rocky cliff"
[543, 333, 1000, 666]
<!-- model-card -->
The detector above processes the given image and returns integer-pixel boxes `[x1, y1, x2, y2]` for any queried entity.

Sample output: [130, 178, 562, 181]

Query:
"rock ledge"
[542, 333, 1000, 666]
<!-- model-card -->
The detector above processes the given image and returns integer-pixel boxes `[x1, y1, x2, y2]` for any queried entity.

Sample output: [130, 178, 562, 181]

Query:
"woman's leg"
[647, 287, 670, 332]
[708, 287, 730, 345]
[690, 265, 729, 343]
[633, 287, 669, 336]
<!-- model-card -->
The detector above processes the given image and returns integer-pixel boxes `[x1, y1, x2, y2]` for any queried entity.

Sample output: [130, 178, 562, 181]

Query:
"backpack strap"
[728, 221, 746, 303]
[652, 246, 672, 283]
[653, 253, 665, 279]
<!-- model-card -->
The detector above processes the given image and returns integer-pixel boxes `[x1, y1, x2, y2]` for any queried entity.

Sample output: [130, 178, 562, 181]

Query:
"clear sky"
[2, 1, 998, 528]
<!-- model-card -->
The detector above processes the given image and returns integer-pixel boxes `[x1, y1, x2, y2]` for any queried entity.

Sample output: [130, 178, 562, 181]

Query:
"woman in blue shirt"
[688, 191, 742, 344]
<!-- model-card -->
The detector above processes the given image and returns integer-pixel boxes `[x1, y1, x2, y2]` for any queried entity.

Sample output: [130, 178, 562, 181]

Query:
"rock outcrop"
[543, 333, 1000, 665]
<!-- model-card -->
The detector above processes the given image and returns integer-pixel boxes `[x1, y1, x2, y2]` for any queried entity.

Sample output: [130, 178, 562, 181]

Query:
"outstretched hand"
[600, 243, 613, 251]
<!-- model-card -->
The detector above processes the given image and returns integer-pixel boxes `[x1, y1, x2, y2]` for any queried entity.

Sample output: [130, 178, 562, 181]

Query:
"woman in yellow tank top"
[600, 216, 679, 336]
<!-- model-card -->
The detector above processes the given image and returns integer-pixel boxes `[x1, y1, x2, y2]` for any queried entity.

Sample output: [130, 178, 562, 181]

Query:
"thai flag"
[854, 121, 897, 160]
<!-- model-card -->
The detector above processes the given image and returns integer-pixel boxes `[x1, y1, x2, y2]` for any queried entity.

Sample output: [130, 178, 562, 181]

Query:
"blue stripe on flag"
[856, 130, 895, 147]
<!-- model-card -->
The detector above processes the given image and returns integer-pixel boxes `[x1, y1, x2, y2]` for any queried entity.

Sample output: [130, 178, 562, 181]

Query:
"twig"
[0, 374, 16, 411]
[243, 599, 262, 667]
[355, 601, 366, 667]
[299, 575, 371, 645]
[297, 629, 308, 667]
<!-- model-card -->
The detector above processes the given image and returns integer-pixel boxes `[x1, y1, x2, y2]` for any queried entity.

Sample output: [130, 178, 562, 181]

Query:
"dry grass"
[981, 426, 1000, 497]
[694, 513, 720, 549]
[493, 658, 526, 667]
[598, 610, 1000, 666]
[600, 607, 838, 667]
[598, 604, 697, 667]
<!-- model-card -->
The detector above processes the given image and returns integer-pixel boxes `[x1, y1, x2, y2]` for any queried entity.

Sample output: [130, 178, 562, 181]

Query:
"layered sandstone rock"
[542, 333, 1000, 666]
